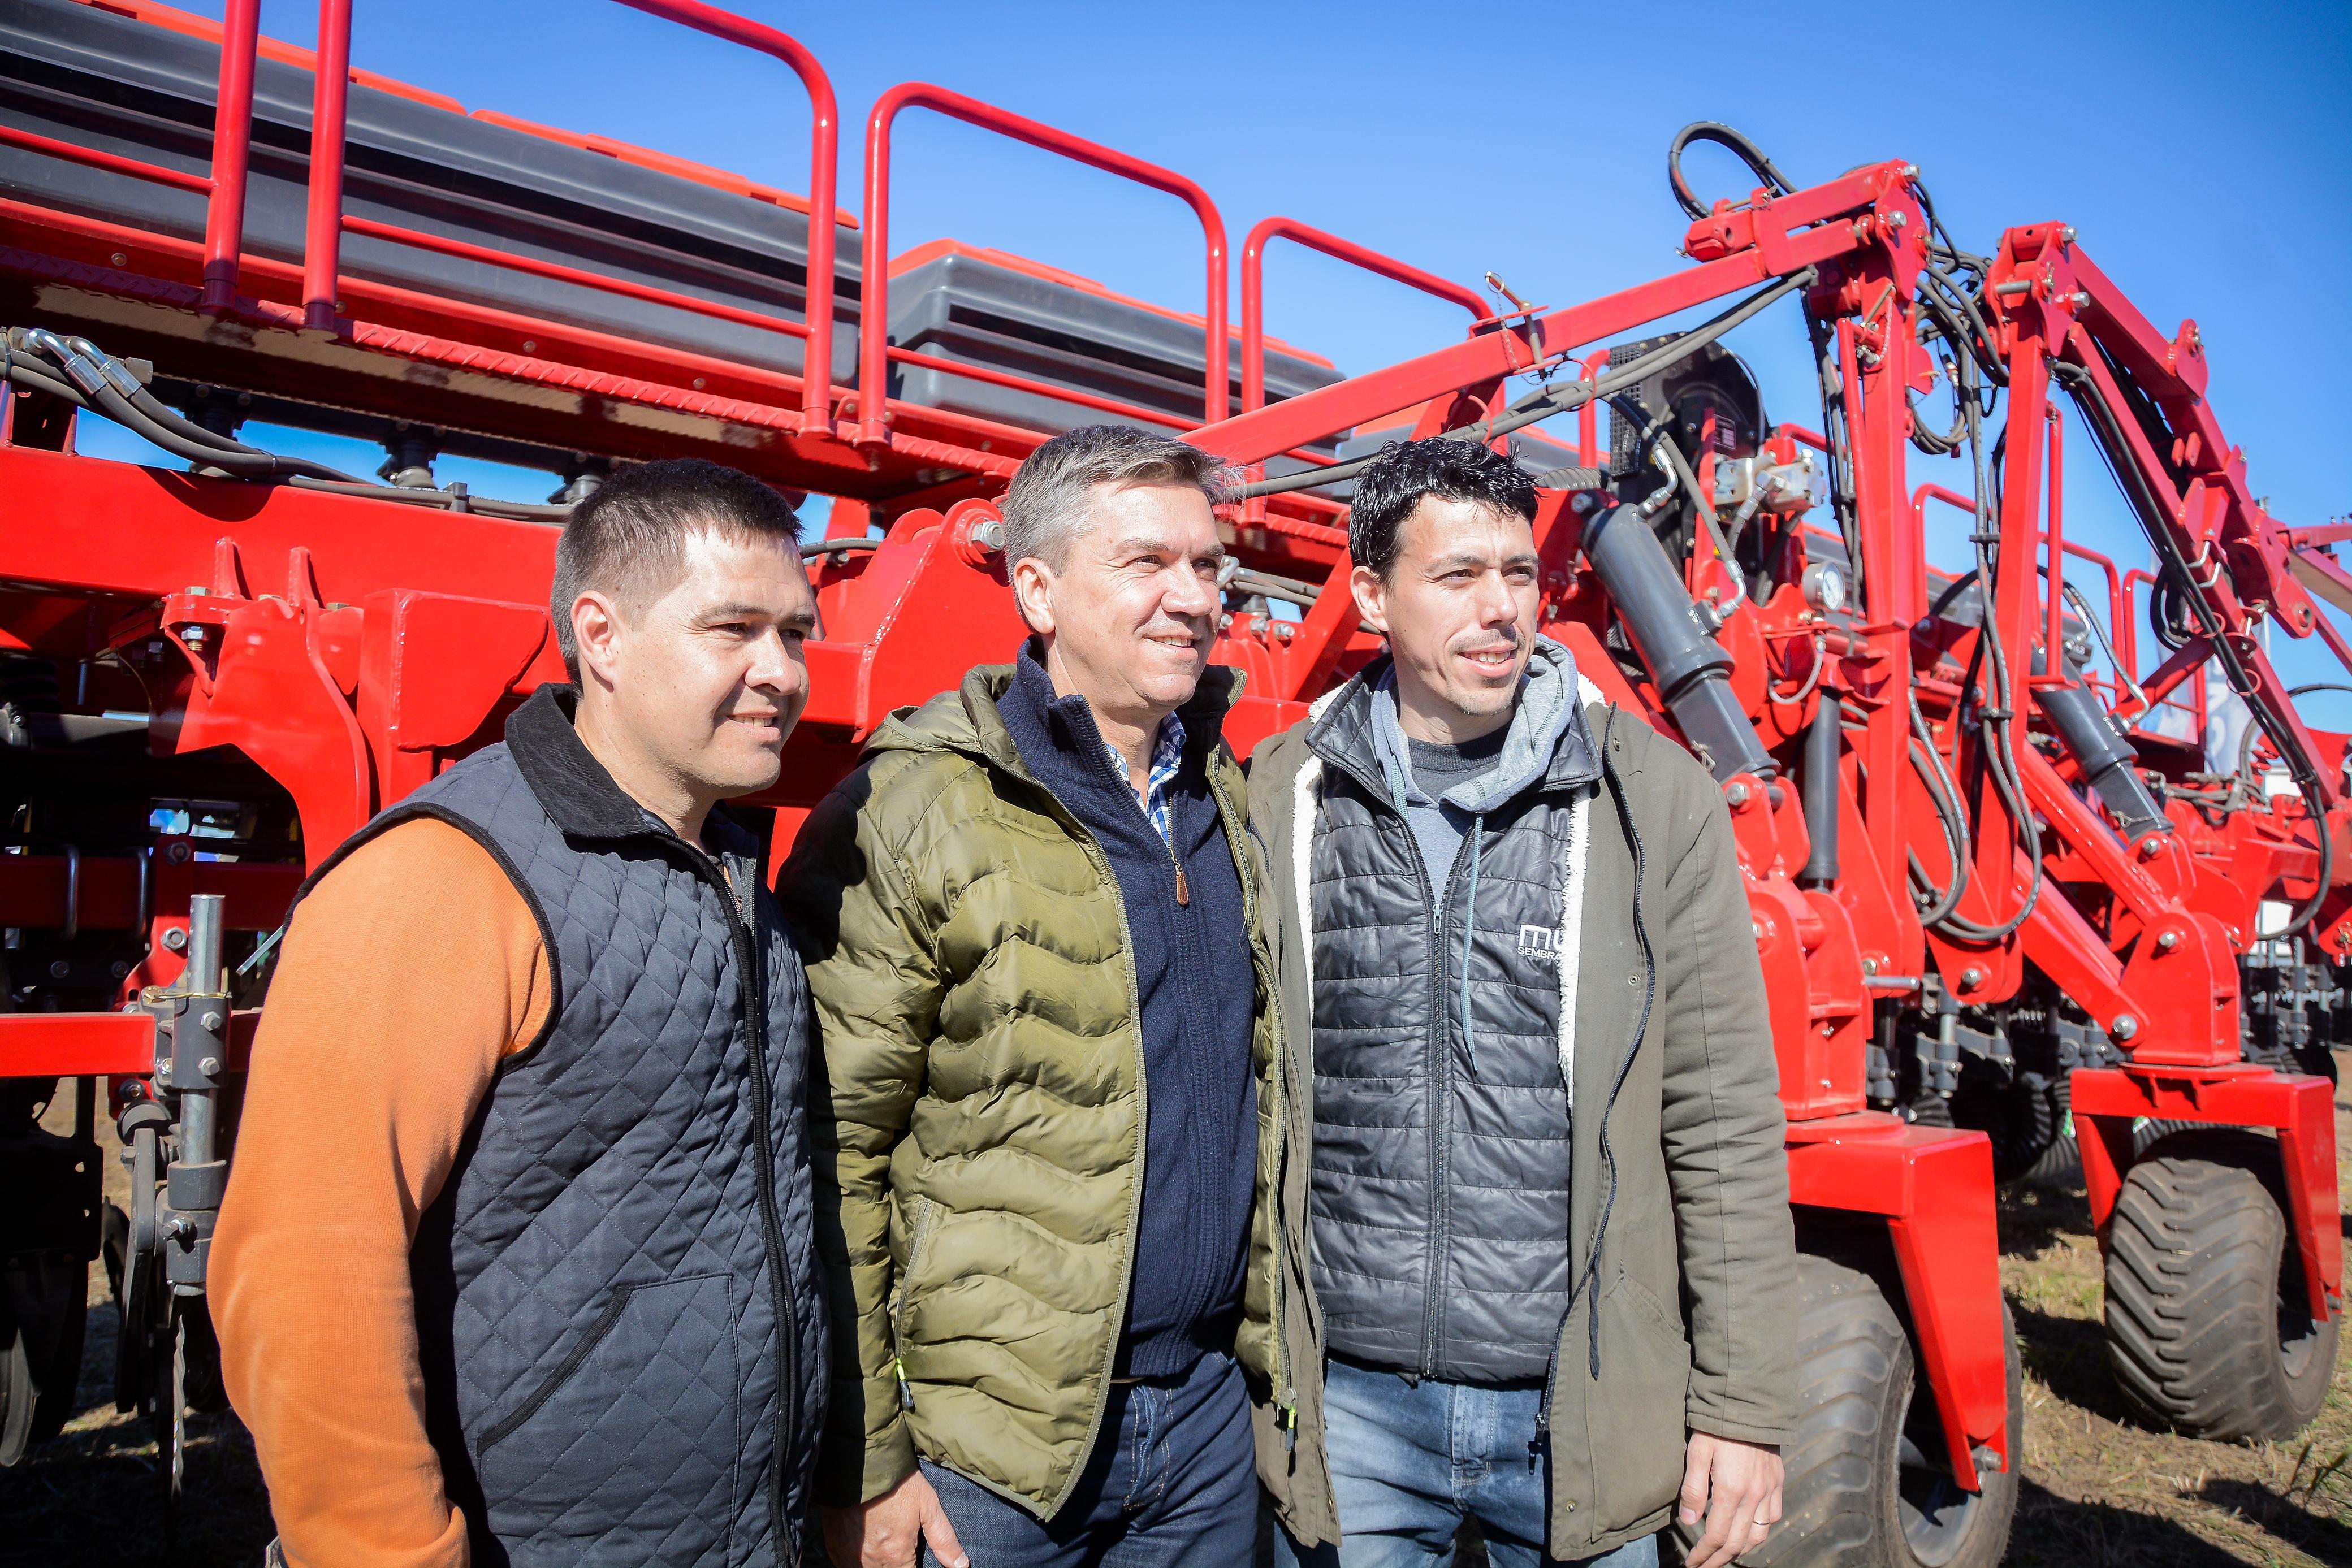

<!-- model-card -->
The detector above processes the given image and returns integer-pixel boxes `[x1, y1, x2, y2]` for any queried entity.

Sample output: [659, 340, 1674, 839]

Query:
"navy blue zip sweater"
[997, 645, 1259, 1378]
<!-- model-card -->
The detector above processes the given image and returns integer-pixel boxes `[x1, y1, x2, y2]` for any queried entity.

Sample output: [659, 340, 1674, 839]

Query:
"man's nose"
[747, 628, 802, 692]
[1162, 563, 1217, 620]
[1477, 570, 1521, 626]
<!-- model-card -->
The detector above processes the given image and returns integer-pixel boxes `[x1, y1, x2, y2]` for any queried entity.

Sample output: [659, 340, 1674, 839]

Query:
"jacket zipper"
[708, 849, 801, 1563]
[1317, 747, 1449, 1379]
[1209, 770, 1291, 1436]
[1060, 828, 1149, 1518]
[890, 1197, 937, 1410]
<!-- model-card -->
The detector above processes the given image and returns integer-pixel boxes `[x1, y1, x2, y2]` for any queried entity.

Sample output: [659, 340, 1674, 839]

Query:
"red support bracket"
[2072, 1064, 2343, 1323]
[1788, 1115, 2010, 1492]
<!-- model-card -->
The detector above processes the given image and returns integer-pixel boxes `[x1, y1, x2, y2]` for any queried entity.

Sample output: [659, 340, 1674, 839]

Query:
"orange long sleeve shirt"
[211, 818, 552, 1568]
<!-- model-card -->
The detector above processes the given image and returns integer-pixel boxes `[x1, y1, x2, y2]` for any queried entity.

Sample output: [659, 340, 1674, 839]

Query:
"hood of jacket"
[1313, 636, 1601, 813]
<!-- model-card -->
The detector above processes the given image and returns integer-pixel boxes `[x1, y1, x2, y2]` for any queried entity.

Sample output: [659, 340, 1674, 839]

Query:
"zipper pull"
[895, 1357, 914, 1411]
[1173, 861, 1190, 906]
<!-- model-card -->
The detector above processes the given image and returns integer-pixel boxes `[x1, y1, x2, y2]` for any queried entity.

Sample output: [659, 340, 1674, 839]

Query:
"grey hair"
[998, 424, 1238, 572]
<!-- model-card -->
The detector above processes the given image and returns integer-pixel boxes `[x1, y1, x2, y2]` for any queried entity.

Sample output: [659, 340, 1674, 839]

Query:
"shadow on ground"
[2006, 1479, 2258, 1567]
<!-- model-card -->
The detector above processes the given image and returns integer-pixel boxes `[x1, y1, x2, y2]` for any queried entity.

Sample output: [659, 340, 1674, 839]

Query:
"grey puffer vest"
[1300, 644, 1605, 1383]
[299, 685, 827, 1567]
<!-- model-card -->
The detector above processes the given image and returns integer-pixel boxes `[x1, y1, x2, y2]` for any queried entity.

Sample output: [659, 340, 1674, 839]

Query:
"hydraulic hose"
[4, 326, 574, 523]
[1666, 123, 1797, 221]
[2051, 354, 2337, 933]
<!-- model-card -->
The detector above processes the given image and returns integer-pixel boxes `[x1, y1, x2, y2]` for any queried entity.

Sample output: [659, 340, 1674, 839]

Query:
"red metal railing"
[855, 81, 1229, 445]
[1238, 217, 1485, 417]
[0, 124, 211, 194]
[200, 0, 260, 309]
[288, 0, 842, 430]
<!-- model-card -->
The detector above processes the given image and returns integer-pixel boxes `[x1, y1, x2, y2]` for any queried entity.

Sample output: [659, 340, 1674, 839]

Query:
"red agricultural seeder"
[0, 2, 2342, 1561]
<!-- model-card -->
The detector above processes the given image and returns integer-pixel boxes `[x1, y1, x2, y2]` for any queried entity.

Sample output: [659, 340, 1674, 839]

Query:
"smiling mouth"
[1459, 646, 1518, 673]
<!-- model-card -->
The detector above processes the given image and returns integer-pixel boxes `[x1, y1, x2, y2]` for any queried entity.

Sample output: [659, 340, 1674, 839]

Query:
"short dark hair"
[1349, 438, 1537, 579]
[999, 424, 1236, 571]
[551, 458, 802, 676]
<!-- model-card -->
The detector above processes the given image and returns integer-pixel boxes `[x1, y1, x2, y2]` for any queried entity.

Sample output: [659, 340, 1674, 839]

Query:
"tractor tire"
[1742, 1254, 2019, 1568]
[0, 1255, 88, 1466]
[2105, 1130, 2338, 1440]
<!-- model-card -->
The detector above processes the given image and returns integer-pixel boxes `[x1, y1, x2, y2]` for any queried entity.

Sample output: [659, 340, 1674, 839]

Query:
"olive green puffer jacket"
[776, 663, 1302, 1520]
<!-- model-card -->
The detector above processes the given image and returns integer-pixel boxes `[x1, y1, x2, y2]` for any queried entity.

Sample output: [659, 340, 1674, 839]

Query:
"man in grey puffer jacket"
[1251, 439, 1797, 1568]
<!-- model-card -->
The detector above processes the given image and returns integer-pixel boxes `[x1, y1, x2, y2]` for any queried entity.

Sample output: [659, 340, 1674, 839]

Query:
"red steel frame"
[3, 0, 2346, 1502]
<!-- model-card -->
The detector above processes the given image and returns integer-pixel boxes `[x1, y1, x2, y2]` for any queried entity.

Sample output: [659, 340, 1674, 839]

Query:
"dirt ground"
[7, 1060, 2350, 1567]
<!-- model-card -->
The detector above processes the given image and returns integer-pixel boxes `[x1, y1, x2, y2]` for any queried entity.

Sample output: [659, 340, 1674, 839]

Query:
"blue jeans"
[919, 1350, 1257, 1567]
[1274, 1358, 1662, 1568]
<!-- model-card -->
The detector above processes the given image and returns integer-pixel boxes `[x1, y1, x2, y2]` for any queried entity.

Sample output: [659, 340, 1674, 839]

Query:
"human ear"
[1010, 557, 1060, 637]
[572, 591, 626, 690]
[1350, 562, 1390, 636]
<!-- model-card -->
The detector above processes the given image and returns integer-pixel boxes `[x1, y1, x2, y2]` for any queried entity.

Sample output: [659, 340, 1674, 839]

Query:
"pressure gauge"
[1801, 560, 1848, 616]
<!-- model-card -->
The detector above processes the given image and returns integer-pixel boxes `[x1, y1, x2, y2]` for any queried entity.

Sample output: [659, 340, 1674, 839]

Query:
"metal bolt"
[2111, 1014, 2139, 1041]
[1886, 210, 1907, 229]
[163, 926, 188, 952]
[1752, 921, 1767, 942]
[200, 1010, 224, 1032]
[111, 960, 131, 978]
[2156, 930, 2180, 951]
[199, 1056, 222, 1077]
[1862, 957, 1879, 976]
[2059, 226, 2076, 245]
[1725, 782, 1751, 808]
[1960, 966, 1986, 990]
[2137, 837, 2161, 859]
[48, 959, 70, 980]
[1973, 1444, 2005, 1476]
[110, 251, 127, 266]
[691, 377, 706, 390]
[167, 841, 193, 864]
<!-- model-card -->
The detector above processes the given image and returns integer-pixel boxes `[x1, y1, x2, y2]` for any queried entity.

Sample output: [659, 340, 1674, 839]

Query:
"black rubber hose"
[1666, 123, 1797, 221]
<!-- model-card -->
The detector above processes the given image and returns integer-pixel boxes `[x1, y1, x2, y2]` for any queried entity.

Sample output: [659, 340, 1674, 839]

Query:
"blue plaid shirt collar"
[1110, 713, 1188, 846]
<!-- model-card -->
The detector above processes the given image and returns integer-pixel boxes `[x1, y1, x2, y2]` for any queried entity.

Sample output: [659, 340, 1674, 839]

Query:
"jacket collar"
[505, 683, 760, 860]
[866, 640, 1243, 783]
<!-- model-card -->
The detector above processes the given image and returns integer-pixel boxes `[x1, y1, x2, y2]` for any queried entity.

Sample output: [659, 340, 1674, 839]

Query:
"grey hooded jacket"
[1248, 648, 1800, 1560]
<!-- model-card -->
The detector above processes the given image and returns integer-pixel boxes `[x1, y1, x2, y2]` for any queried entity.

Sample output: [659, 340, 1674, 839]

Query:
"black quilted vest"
[300, 685, 826, 1566]
[1302, 671, 1599, 1384]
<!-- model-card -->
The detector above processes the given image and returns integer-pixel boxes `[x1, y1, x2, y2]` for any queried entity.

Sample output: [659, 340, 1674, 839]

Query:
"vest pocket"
[475, 1272, 738, 1541]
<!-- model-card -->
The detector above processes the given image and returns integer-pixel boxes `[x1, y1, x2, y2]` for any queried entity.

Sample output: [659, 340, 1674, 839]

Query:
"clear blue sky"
[75, 0, 2352, 699]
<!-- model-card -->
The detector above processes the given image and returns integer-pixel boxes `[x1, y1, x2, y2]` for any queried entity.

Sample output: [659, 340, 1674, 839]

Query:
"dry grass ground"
[7, 1061, 2350, 1566]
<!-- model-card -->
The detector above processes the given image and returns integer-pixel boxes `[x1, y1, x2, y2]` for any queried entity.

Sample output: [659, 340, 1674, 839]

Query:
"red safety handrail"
[0, 124, 210, 194]
[290, 0, 842, 430]
[199, 0, 259, 310]
[856, 81, 1229, 445]
[1238, 217, 1484, 417]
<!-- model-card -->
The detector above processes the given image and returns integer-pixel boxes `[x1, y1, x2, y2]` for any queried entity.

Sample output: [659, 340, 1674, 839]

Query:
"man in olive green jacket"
[1247, 439, 1800, 1566]
[780, 426, 1313, 1568]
